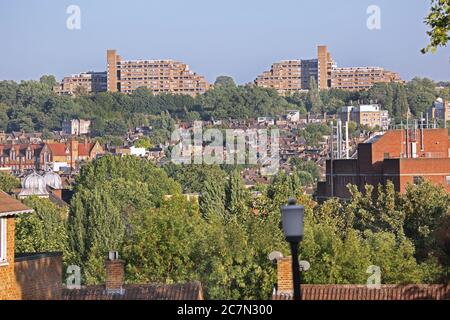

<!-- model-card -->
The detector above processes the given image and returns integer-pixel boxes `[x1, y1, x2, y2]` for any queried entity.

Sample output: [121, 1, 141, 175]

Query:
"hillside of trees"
[1, 156, 448, 299]
[1, 76, 449, 143]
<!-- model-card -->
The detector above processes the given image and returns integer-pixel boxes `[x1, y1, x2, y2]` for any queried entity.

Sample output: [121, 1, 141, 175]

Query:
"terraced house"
[0, 139, 104, 173]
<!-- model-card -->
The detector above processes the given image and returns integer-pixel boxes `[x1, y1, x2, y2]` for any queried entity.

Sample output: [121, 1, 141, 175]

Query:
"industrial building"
[317, 127, 450, 200]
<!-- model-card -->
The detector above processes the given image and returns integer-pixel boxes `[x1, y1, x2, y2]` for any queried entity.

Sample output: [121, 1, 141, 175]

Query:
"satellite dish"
[299, 260, 310, 271]
[268, 251, 284, 262]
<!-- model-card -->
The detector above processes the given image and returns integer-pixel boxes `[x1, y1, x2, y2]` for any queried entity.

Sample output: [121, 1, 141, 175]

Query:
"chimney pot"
[105, 252, 124, 294]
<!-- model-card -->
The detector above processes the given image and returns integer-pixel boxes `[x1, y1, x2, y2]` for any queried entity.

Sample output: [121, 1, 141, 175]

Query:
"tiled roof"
[0, 144, 44, 156]
[47, 143, 68, 156]
[78, 143, 93, 157]
[273, 285, 449, 300]
[0, 191, 34, 217]
[62, 281, 203, 300]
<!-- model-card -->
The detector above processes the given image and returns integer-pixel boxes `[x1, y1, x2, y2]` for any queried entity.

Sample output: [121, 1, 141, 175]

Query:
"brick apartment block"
[255, 45, 402, 95]
[107, 49, 210, 96]
[317, 128, 450, 200]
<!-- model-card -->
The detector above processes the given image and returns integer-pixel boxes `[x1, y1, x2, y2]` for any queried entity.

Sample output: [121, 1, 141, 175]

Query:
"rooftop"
[273, 284, 449, 300]
[0, 191, 33, 217]
[62, 281, 203, 300]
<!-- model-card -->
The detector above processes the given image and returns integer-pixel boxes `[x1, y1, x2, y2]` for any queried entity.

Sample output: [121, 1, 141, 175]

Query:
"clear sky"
[0, 0, 449, 84]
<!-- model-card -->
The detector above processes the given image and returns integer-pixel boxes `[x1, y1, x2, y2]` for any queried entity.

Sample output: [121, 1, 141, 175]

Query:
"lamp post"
[281, 198, 304, 300]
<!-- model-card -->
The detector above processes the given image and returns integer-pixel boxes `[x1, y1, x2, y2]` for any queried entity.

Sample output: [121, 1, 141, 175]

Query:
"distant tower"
[317, 45, 333, 90]
[107, 49, 120, 92]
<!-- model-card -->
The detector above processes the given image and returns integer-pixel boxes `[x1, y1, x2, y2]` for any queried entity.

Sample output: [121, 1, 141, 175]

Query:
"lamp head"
[281, 198, 304, 243]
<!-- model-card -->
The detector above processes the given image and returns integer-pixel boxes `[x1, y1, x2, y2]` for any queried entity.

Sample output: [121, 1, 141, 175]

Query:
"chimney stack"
[277, 257, 293, 294]
[105, 251, 124, 294]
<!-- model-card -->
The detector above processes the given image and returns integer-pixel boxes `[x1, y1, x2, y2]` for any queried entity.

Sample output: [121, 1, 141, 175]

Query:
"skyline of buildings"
[52, 45, 404, 96]
[254, 45, 403, 95]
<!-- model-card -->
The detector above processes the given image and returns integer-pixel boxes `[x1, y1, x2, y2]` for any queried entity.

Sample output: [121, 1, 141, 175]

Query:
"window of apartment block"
[413, 176, 424, 185]
[446, 176, 450, 186]
[0, 218, 7, 264]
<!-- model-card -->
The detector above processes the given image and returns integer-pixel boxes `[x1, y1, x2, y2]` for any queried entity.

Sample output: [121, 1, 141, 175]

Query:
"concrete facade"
[106, 49, 210, 96]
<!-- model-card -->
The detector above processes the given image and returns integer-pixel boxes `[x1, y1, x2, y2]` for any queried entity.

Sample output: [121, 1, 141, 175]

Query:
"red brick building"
[0, 191, 33, 299]
[317, 128, 450, 200]
[0, 140, 104, 173]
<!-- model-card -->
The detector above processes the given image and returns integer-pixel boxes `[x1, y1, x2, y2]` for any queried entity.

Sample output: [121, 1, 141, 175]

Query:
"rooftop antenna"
[330, 120, 334, 198]
[345, 121, 349, 159]
[420, 112, 424, 151]
[406, 115, 409, 159]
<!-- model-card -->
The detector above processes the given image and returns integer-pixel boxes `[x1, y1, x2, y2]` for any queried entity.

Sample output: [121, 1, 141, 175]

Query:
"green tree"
[406, 78, 437, 116]
[422, 0, 450, 53]
[133, 137, 152, 149]
[0, 172, 20, 192]
[39, 75, 57, 89]
[393, 84, 409, 119]
[200, 177, 226, 219]
[225, 170, 251, 218]
[68, 189, 125, 284]
[401, 182, 450, 264]
[122, 196, 203, 284]
[306, 77, 323, 114]
[15, 197, 72, 264]
[214, 76, 236, 88]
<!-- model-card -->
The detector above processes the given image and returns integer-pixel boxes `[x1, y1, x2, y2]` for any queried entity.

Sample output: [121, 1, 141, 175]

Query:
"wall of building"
[0, 218, 20, 300]
[318, 128, 450, 200]
[14, 253, 63, 300]
[398, 158, 450, 193]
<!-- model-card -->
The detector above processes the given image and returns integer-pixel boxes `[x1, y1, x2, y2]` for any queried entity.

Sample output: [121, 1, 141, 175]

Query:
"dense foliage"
[3, 156, 448, 299]
[422, 0, 450, 53]
[0, 76, 446, 144]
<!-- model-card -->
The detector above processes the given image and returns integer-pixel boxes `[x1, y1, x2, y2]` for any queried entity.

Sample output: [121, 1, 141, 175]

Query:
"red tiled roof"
[0, 191, 34, 217]
[62, 281, 203, 300]
[273, 285, 449, 300]
[47, 143, 68, 156]
[0, 144, 44, 156]
[78, 143, 93, 157]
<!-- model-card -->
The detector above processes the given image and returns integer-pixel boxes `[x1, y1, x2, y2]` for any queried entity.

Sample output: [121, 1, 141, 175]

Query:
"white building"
[340, 104, 390, 130]
[286, 110, 300, 123]
[130, 146, 146, 157]
[62, 119, 91, 136]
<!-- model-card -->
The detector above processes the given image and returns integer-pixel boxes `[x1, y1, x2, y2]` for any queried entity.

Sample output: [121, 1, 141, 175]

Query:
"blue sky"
[0, 0, 449, 84]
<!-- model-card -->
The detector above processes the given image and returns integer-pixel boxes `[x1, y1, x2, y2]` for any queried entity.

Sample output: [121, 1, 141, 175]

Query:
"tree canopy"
[422, 0, 450, 53]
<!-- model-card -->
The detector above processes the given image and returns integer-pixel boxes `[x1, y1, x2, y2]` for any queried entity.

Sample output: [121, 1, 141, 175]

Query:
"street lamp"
[281, 198, 304, 300]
